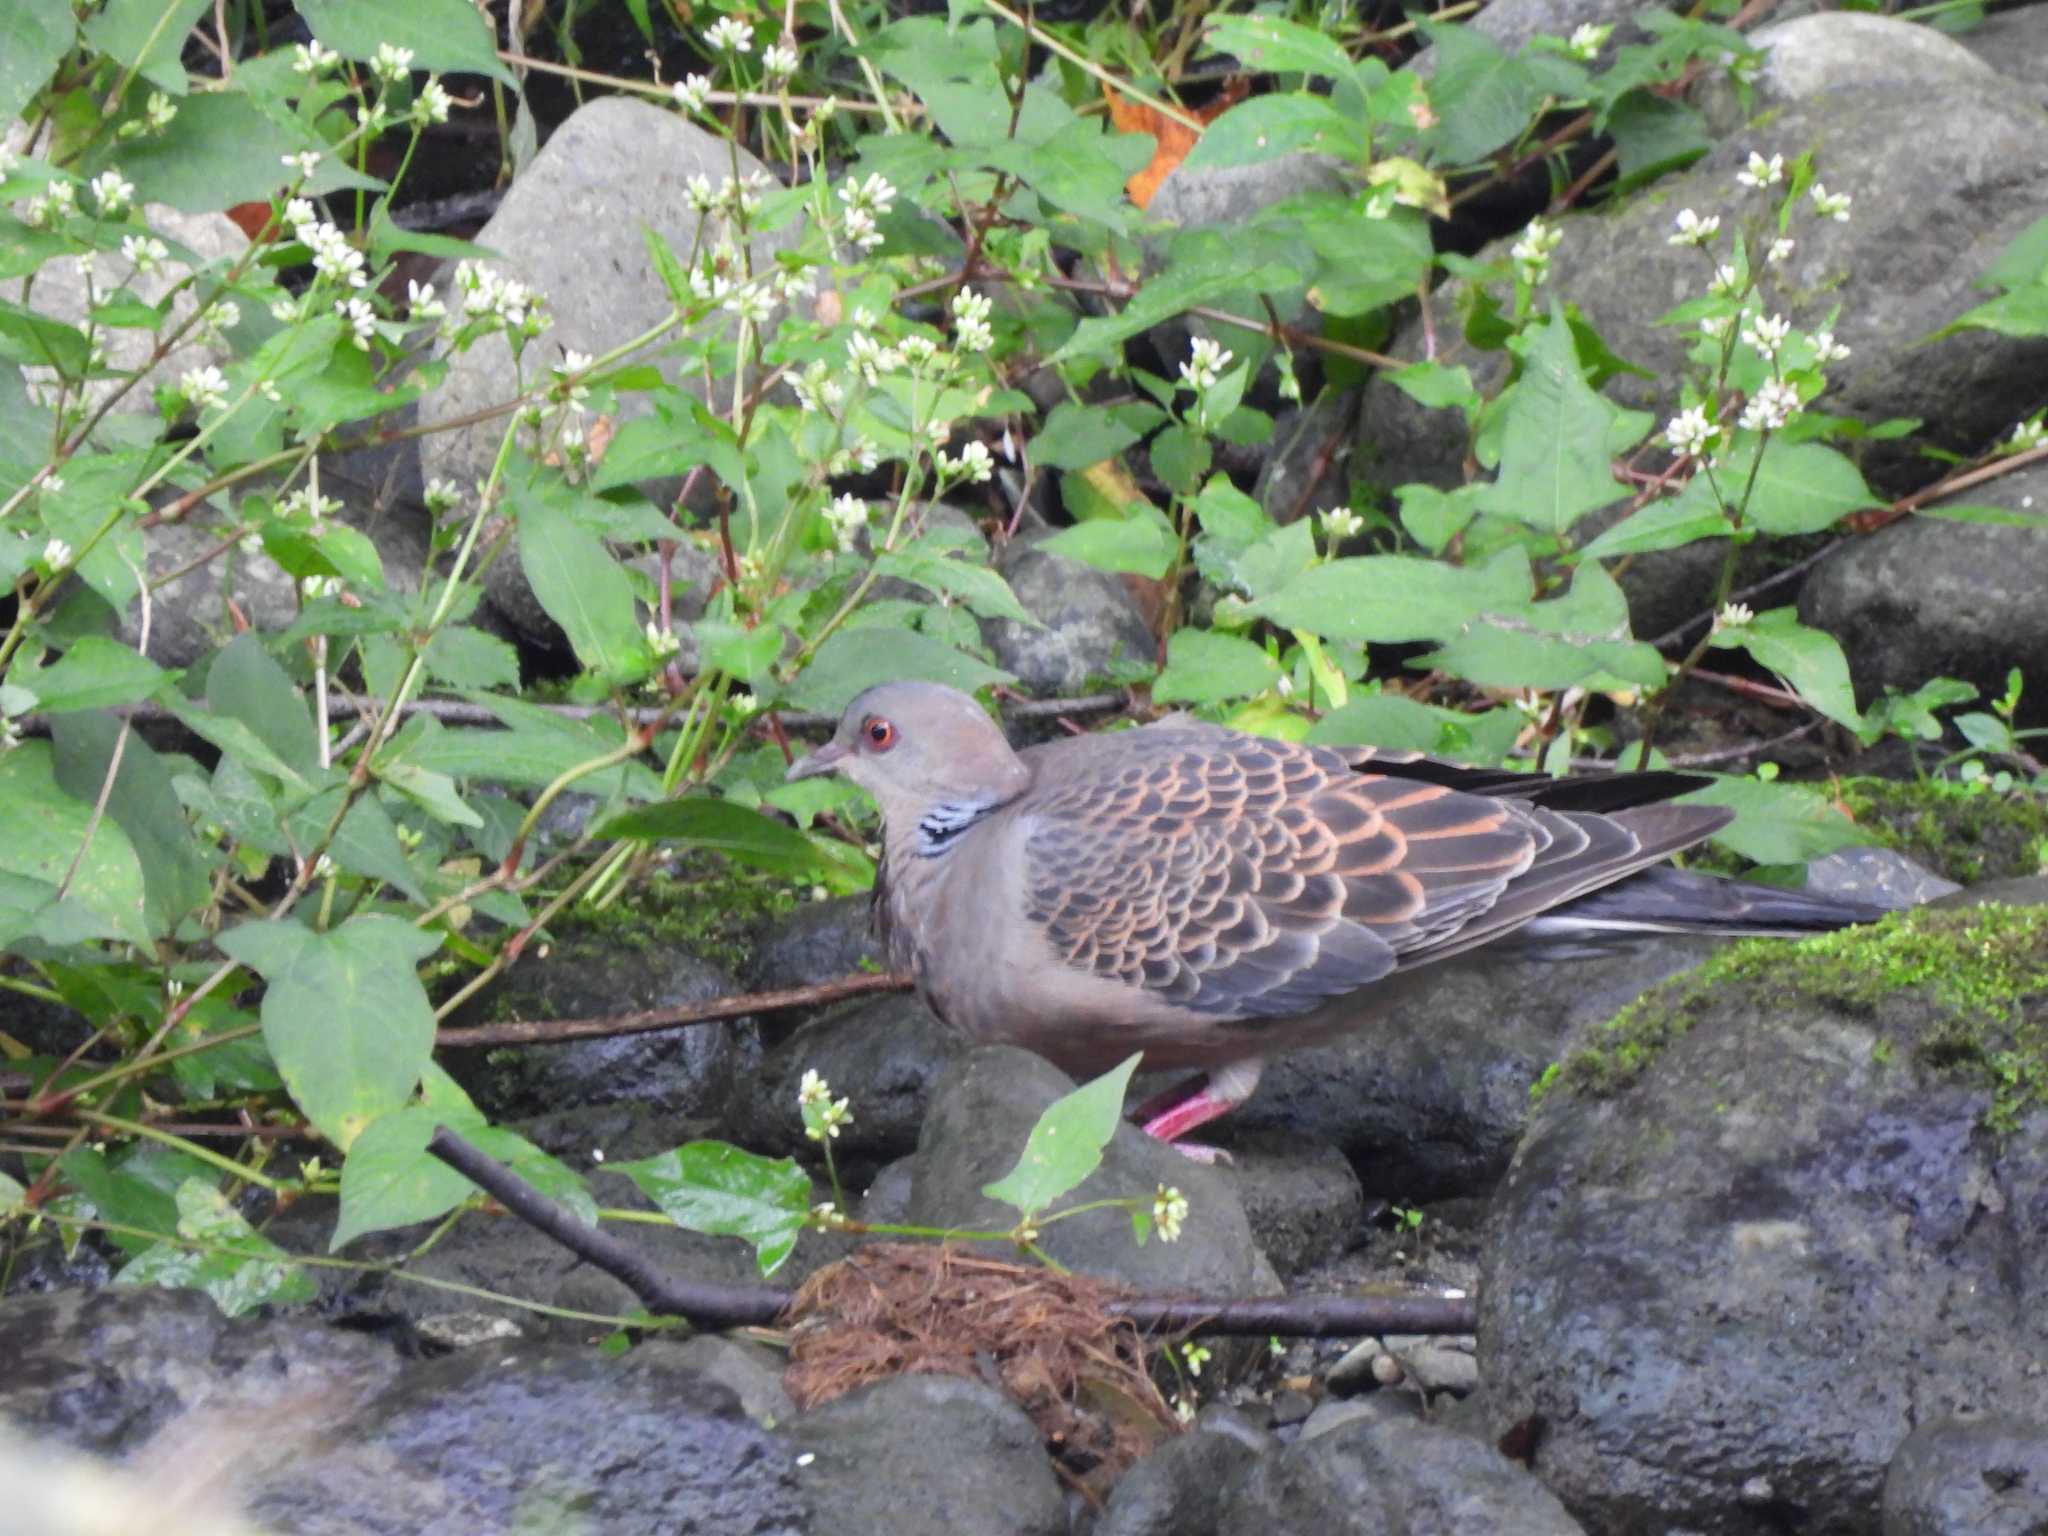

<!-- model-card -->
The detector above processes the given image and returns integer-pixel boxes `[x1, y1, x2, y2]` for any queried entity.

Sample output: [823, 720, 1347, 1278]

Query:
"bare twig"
[434, 969, 913, 1049]
[427, 1131, 1480, 1338]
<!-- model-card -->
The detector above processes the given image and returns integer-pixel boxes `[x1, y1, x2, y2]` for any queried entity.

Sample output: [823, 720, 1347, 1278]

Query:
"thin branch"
[434, 969, 913, 1049]
[427, 1131, 1480, 1338]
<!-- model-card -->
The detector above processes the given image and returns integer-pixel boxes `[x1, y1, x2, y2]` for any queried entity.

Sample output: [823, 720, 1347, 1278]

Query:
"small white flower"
[1739, 377, 1801, 433]
[1153, 1185, 1188, 1243]
[842, 172, 896, 215]
[1699, 313, 1734, 342]
[705, 16, 754, 53]
[762, 42, 799, 77]
[1566, 21, 1611, 59]
[284, 197, 318, 229]
[1510, 217, 1562, 283]
[40, 474, 63, 495]
[952, 287, 994, 352]
[1811, 330, 1850, 365]
[940, 440, 994, 484]
[300, 575, 343, 602]
[644, 621, 681, 659]
[1663, 405, 1718, 458]
[338, 296, 376, 349]
[120, 234, 168, 272]
[407, 279, 445, 319]
[1735, 150, 1784, 190]
[425, 478, 461, 515]
[90, 170, 134, 214]
[1766, 237, 1795, 265]
[823, 492, 868, 552]
[673, 74, 713, 113]
[723, 284, 774, 324]
[144, 91, 178, 132]
[271, 296, 303, 324]
[1712, 601, 1754, 633]
[1741, 311, 1791, 360]
[282, 150, 323, 179]
[1668, 208, 1721, 247]
[1708, 262, 1741, 297]
[46, 179, 76, 215]
[202, 299, 240, 333]
[293, 41, 340, 75]
[685, 173, 718, 213]
[1319, 506, 1364, 544]
[180, 365, 230, 410]
[415, 79, 453, 125]
[841, 206, 881, 251]
[41, 538, 73, 570]
[371, 43, 416, 83]
[239, 532, 262, 556]
[1809, 182, 1852, 222]
[1180, 1342, 1212, 1376]
[1179, 337, 1233, 393]
[728, 691, 760, 717]
[312, 853, 337, 881]
[2005, 416, 2047, 453]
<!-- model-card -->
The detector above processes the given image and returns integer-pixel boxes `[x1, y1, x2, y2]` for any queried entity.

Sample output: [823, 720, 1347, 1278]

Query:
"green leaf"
[1913, 503, 2048, 528]
[297, 0, 516, 85]
[874, 547, 1035, 625]
[206, 632, 321, 781]
[1476, 313, 1648, 534]
[1605, 91, 1710, 190]
[58, 1142, 208, 1254]
[1027, 399, 1161, 471]
[16, 637, 167, 713]
[52, 713, 210, 940]
[982, 1054, 1141, 1218]
[1247, 546, 1533, 643]
[788, 629, 1012, 715]
[1579, 494, 1734, 558]
[99, 93, 324, 213]
[1730, 440, 1876, 535]
[1182, 95, 1364, 172]
[0, 0, 74, 127]
[1052, 251, 1305, 365]
[1039, 506, 1179, 579]
[694, 620, 785, 682]
[1152, 629, 1281, 705]
[514, 481, 654, 685]
[373, 758, 482, 829]
[1422, 20, 1544, 165]
[37, 452, 147, 610]
[392, 704, 663, 799]
[1713, 608, 1863, 731]
[1682, 776, 1870, 864]
[289, 787, 427, 900]
[1308, 693, 1469, 753]
[1203, 14, 1356, 79]
[596, 796, 837, 879]
[1390, 361, 1480, 414]
[1979, 213, 2048, 293]
[615, 1142, 813, 1276]
[218, 914, 443, 1150]
[1394, 483, 1480, 555]
[0, 742, 151, 947]
[0, 295, 90, 375]
[333, 1102, 483, 1249]
[1421, 561, 1668, 692]
[424, 626, 522, 690]
[1931, 285, 2048, 341]
[82, 0, 209, 95]
[117, 1179, 316, 1317]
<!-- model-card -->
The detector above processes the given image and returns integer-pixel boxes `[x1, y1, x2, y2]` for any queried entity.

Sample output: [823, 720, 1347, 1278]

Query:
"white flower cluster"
[822, 492, 868, 552]
[789, 359, 845, 415]
[180, 365, 229, 411]
[673, 74, 713, 113]
[1662, 405, 1718, 459]
[705, 16, 754, 54]
[1735, 151, 1784, 191]
[286, 200, 368, 290]
[1668, 208, 1720, 247]
[90, 170, 134, 215]
[938, 440, 993, 484]
[371, 43, 415, 82]
[952, 288, 994, 353]
[1739, 377, 1801, 433]
[21, 176, 77, 227]
[1510, 217, 1562, 284]
[453, 259, 545, 334]
[1179, 337, 1233, 393]
[798, 1068, 853, 1141]
[839, 173, 895, 252]
[1152, 1184, 1188, 1243]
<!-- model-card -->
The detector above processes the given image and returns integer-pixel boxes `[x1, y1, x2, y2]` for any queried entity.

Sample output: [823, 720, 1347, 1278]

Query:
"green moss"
[549, 852, 801, 971]
[1836, 777, 2048, 885]
[1536, 903, 2048, 1133]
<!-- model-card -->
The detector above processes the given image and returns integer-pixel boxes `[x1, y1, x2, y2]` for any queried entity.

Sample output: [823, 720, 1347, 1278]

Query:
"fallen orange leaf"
[1104, 81, 1246, 211]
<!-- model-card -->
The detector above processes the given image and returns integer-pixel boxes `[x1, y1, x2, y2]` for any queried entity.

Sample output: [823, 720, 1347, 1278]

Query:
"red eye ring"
[863, 717, 897, 751]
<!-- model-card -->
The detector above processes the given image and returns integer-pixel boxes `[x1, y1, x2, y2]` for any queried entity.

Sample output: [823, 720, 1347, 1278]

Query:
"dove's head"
[786, 682, 1030, 827]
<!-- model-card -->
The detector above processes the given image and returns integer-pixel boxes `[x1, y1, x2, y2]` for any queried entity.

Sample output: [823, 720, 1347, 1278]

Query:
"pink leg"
[1136, 1058, 1264, 1156]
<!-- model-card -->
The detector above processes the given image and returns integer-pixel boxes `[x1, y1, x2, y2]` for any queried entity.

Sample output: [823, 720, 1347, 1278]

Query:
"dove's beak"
[786, 742, 851, 782]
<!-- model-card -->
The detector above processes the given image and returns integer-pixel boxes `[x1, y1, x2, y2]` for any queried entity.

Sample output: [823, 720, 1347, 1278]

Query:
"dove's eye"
[862, 717, 897, 751]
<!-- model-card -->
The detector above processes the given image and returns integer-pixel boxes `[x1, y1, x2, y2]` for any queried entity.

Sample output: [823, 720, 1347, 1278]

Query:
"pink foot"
[1135, 1058, 1264, 1152]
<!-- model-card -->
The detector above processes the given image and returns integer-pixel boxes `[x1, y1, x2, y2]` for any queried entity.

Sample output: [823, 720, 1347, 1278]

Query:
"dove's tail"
[1516, 864, 1893, 952]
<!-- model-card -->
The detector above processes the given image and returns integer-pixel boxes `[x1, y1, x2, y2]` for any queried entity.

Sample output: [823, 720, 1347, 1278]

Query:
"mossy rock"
[1837, 777, 2048, 885]
[1536, 901, 2048, 1134]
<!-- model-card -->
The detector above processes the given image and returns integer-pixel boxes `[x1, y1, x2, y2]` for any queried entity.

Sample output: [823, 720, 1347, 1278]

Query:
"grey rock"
[0, 1288, 399, 1460]
[1938, 875, 2048, 911]
[1955, 4, 2048, 111]
[855, 1154, 916, 1227]
[1097, 1408, 1274, 1536]
[982, 534, 1156, 694]
[1882, 1414, 2048, 1536]
[1804, 846, 1963, 910]
[1297, 1391, 1424, 1441]
[1393, 1342, 1480, 1398]
[667, 1334, 797, 1429]
[1217, 1416, 1586, 1535]
[243, 1338, 804, 1536]
[1229, 935, 1720, 1199]
[441, 938, 759, 1124]
[1479, 907, 2048, 1533]
[909, 1047, 1278, 1295]
[724, 992, 963, 1168]
[416, 97, 798, 648]
[1698, 10, 2005, 131]
[1147, 152, 1348, 236]
[1801, 464, 2048, 725]
[1253, 387, 1362, 532]
[1211, 1131, 1364, 1279]
[786, 1374, 1065, 1536]
[745, 894, 882, 993]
